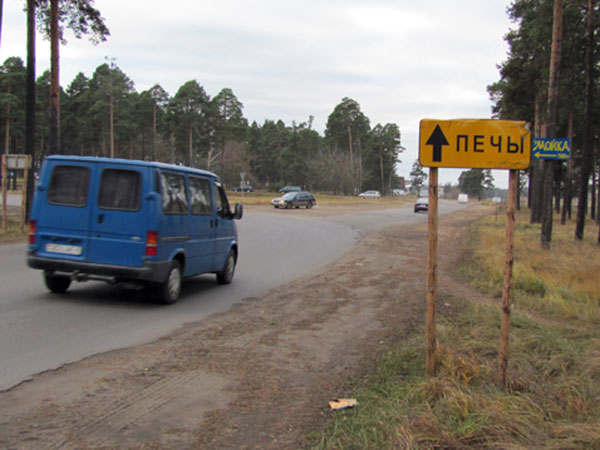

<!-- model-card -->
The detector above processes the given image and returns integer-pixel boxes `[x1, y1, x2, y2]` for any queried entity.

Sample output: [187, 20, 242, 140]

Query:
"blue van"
[27, 156, 242, 304]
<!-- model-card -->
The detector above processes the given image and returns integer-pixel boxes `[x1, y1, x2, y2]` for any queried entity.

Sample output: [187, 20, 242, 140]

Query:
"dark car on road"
[414, 197, 429, 213]
[271, 191, 316, 209]
[232, 185, 253, 192]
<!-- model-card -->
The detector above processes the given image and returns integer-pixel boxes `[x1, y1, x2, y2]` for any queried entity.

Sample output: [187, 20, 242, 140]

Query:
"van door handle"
[97, 214, 104, 224]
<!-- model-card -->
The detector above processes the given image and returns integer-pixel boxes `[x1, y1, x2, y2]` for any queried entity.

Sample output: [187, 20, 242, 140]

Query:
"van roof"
[44, 155, 219, 179]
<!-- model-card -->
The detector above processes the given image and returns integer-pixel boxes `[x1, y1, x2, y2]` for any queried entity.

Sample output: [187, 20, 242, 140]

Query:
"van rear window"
[98, 169, 141, 211]
[47, 165, 91, 207]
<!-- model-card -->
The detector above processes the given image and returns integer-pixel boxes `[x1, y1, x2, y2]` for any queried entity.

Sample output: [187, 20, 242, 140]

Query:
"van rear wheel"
[44, 272, 71, 293]
[217, 250, 236, 285]
[158, 261, 182, 304]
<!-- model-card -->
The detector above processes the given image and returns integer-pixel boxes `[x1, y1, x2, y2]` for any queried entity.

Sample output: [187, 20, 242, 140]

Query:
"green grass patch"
[312, 210, 600, 449]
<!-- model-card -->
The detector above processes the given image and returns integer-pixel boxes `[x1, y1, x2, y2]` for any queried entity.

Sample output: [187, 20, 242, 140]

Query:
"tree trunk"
[152, 102, 157, 160]
[188, 126, 193, 166]
[141, 130, 146, 161]
[25, 0, 36, 220]
[598, 161, 600, 226]
[530, 102, 543, 223]
[541, 0, 563, 250]
[592, 167, 597, 220]
[4, 84, 9, 155]
[379, 151, 384, 194]
[554, 163, 561, 213]
[561, 113, 574, 224]
[49, 0, 60, 155]
[0, 0, 4, 47]
[527, 169, 532, 209]
[109, 72, 114, 158]
[347, 126, 354, 192]
[597, 162, 600, 245]
[576, 0, 594, 240]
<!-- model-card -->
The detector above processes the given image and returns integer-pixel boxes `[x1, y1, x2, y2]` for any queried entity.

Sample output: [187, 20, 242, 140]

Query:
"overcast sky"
[2, 0, 515, 188]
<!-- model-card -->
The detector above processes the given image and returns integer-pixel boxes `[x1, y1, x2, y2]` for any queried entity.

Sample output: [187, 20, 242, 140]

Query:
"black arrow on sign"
[426, 125, 449, 162]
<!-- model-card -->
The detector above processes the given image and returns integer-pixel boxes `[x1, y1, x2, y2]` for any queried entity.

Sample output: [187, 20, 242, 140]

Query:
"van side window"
[98, 169, 141, 211]
[159, 171, 188, 215]
[47, 165, 90, 207]
[215, 183, 231, 219]
[188, 176, 212, 215]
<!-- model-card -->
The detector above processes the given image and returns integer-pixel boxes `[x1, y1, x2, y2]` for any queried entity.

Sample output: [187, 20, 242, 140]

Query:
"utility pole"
[25, 0, 36, 221]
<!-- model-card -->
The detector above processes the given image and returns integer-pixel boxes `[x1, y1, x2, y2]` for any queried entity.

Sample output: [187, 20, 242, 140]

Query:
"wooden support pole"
[498, 169, 518, 386]
[426, 167, 438, 376]
[1, 155, 7, 233]
[21, 161, 30, 230]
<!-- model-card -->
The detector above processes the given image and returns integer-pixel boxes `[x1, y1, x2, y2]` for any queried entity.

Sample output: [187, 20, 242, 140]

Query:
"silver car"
[358, 190, 381, 199]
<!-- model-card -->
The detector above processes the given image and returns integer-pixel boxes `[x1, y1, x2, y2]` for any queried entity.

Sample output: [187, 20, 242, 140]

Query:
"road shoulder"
[0, 206, 489, 449]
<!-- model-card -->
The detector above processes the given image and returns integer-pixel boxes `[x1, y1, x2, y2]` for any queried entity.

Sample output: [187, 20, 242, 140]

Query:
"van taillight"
[28, 220, 37, 245]
[145, 230, 158, 256]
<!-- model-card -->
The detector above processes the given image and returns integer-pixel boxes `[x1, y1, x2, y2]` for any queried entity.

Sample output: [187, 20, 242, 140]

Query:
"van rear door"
[87, 164, 148, 267]
[34, 162, 94, 262]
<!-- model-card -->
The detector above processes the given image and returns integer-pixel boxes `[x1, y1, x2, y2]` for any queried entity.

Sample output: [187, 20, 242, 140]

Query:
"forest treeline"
[488, 0, 600, 242]
[0, 57, 403, 194]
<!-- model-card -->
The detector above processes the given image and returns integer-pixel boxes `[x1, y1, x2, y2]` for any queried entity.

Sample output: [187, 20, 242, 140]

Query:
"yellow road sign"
[419, 119, 531, 169]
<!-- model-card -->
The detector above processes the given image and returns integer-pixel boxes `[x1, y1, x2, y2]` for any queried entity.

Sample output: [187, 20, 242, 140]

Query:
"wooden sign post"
[419, 119, 531, 380]
[497, 169, 517, 386]
[1, 154, 32, 233]
[426, 167, 438, 376]
[1, 155, 7, 233]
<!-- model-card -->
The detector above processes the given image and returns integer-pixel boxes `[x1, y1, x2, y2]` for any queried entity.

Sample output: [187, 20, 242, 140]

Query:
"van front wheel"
[158, 261, 182, 304]
[44, 272, 71, 293]
[217, 250, 236, 285]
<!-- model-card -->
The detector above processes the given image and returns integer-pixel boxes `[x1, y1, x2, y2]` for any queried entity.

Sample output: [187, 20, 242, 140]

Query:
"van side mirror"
[233, 203, 243, 220]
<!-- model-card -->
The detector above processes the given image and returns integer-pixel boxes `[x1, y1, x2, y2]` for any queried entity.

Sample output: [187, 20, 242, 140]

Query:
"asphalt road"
[0, 201, 465, 391]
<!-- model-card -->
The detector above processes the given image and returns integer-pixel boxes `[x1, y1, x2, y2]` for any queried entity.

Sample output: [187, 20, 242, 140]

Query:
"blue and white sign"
[532, 138, 571, 160]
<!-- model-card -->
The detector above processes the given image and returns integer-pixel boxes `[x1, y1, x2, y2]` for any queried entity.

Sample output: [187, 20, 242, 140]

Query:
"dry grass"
[0, 203, 27, 242]
[313, 208, 600, 449]
[471, 210, 600, 322]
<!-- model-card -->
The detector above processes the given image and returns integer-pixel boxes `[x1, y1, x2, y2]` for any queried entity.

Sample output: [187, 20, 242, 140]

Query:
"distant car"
[278, 185, 302, 194]
[392, 189, 407, 196]
[458, 193, 469, 203]
[232, 185, 253, 192]
[271, 191, 316, 209]
[359, 190, 381, 199]
[414, 197, 429, 213]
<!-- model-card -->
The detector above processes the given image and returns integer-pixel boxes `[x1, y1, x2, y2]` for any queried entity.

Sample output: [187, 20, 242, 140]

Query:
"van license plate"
[46, 243, 82, 256]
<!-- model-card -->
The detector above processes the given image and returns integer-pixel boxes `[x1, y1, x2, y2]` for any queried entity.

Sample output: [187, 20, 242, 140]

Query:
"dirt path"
[0, 206, 490, 449]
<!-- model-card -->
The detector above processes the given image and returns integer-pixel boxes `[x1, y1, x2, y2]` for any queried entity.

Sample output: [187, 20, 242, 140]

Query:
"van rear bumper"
[27, 253, 171, 284]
